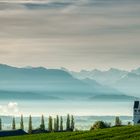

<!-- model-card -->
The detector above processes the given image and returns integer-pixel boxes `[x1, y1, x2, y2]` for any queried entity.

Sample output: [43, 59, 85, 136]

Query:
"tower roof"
[134, 101, 139, 109]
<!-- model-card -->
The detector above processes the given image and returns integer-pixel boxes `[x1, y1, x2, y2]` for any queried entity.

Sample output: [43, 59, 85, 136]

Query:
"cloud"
[0, 102, 19, 115]
[0, 0, 139, 38]
[0, 0, 139, 70]
[8, 102, 18, 109]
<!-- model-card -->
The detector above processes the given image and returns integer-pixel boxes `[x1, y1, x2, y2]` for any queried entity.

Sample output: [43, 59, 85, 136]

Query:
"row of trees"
[47, 114, 74, 132]
[0, 114, 75, 134]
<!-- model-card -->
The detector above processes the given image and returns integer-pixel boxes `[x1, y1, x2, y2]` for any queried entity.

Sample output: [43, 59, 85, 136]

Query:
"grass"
[1, 125, 140, 140]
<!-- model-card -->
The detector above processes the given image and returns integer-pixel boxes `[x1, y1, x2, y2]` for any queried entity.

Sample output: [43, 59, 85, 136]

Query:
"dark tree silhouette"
[40, 115, 45, 131]
[66, 114, 70, 131]
[71, 115, 75, 131]
[20, 114, 24, 130]
[28, 115, 32, 134]
[12, 117, 16, 130]
[0, 118, 2, 130]
[60, 116, 63, 131]
[48, 116, 53, 132]
[115, 117, 122, 126]
[54, 118, 57, 131]
[56, 115, 59, 131]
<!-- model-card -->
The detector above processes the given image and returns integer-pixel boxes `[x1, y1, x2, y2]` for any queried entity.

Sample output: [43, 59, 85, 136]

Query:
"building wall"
[134, 109, 140, 124]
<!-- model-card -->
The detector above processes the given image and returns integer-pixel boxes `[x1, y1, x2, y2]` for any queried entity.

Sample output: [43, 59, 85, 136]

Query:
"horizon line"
[0, 63, 139, 72]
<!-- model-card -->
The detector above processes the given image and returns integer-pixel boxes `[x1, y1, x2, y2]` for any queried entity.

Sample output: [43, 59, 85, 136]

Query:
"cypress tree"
[115, 116, 122, 126]
[40, 115, 45, 131]
[28, 115, 32, 134]
[56, 115, 59, 131]
[48, 116, 53, 132]
[20, 114, 24, 130]
[66, 114, 70, 131]
[54, 118, 57, 132]
[0, 118, 2, 131]
[12, 117, 16, 130]
[71, 115, 74, 131]
[60, 116, 63, 131]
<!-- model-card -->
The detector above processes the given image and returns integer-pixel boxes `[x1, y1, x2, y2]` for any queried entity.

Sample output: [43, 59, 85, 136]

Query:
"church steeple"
[134, 101, 140, 125]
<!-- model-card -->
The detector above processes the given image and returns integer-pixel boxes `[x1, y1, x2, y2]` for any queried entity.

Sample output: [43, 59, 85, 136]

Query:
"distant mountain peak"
[91, 69, 101, 73]
[31, 66, 47, 71]
[60, 67, 69, 72]
[109, 68, 120, 72]
[0, 64, 18, 70]
[23, 66, 34, 69]
[108, 68, 128, 73]
[131, 67, 140, 75]
[0, 64, 11, 67]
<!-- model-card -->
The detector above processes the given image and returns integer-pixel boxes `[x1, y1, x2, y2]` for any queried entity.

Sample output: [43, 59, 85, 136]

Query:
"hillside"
[0, 64, 132, 101]
[0, 64, 94, 99]
[69, 68, 140, 97]
[114, 73, 140, 96]
[70, 68, 128, 85]
[0, 126, 140, 140]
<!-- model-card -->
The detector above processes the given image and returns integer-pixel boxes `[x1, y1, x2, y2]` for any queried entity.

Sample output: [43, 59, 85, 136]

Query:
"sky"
[0, 0, 140, 71]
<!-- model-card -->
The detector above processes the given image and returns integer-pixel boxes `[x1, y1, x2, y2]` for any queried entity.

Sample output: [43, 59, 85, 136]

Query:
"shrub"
[90, 121, 110, 130]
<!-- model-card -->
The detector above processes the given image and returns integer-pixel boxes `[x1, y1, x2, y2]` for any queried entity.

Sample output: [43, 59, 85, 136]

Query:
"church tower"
[134, 101, 140, 124]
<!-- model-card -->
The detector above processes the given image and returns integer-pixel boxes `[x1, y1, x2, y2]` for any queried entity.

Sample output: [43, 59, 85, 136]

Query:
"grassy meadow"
[1, 125, 140, 140]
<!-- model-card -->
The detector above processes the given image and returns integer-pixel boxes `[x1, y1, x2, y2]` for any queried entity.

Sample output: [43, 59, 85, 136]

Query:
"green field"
[1, 126, 140, 140]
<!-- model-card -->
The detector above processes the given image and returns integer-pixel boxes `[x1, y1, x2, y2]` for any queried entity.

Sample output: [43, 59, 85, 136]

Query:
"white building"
[134, 101, 140, 125]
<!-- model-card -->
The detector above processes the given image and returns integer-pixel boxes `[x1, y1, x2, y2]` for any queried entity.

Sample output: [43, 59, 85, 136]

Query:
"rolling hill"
[0, 126, 140, 140]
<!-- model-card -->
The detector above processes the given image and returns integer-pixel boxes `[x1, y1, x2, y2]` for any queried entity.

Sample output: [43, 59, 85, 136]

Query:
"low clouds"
[0, 0, 139, 70]
[0, 102, 19, 115]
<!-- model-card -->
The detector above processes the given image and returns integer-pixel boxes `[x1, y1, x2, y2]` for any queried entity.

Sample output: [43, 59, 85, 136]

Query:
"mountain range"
[68, 67, 140, 97]
[0, 64, 138, 101]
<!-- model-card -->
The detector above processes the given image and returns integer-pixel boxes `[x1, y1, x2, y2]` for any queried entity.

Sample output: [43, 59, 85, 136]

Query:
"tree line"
[0, 114, 75, 134]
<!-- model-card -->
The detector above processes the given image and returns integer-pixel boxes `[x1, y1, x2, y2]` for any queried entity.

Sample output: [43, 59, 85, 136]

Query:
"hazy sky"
[0, 0, 140, 71]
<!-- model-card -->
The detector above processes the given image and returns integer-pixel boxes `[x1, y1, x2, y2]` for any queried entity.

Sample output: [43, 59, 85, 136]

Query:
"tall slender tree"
[20, 114, 24, 130]
[40, 115, 45, 131]
[0, 118, 2, 131]
[66, 114, 70, 131]
[28, 115, 32, 134]
[54, 118, 57, 131]
[60, 116, 63, 131]
[71, 115, 75, 131]
[12, 117, 16, 130]
[115, 116, 122, 126]
[56, 115, 59, 131]
[48, 116, 53, 132]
